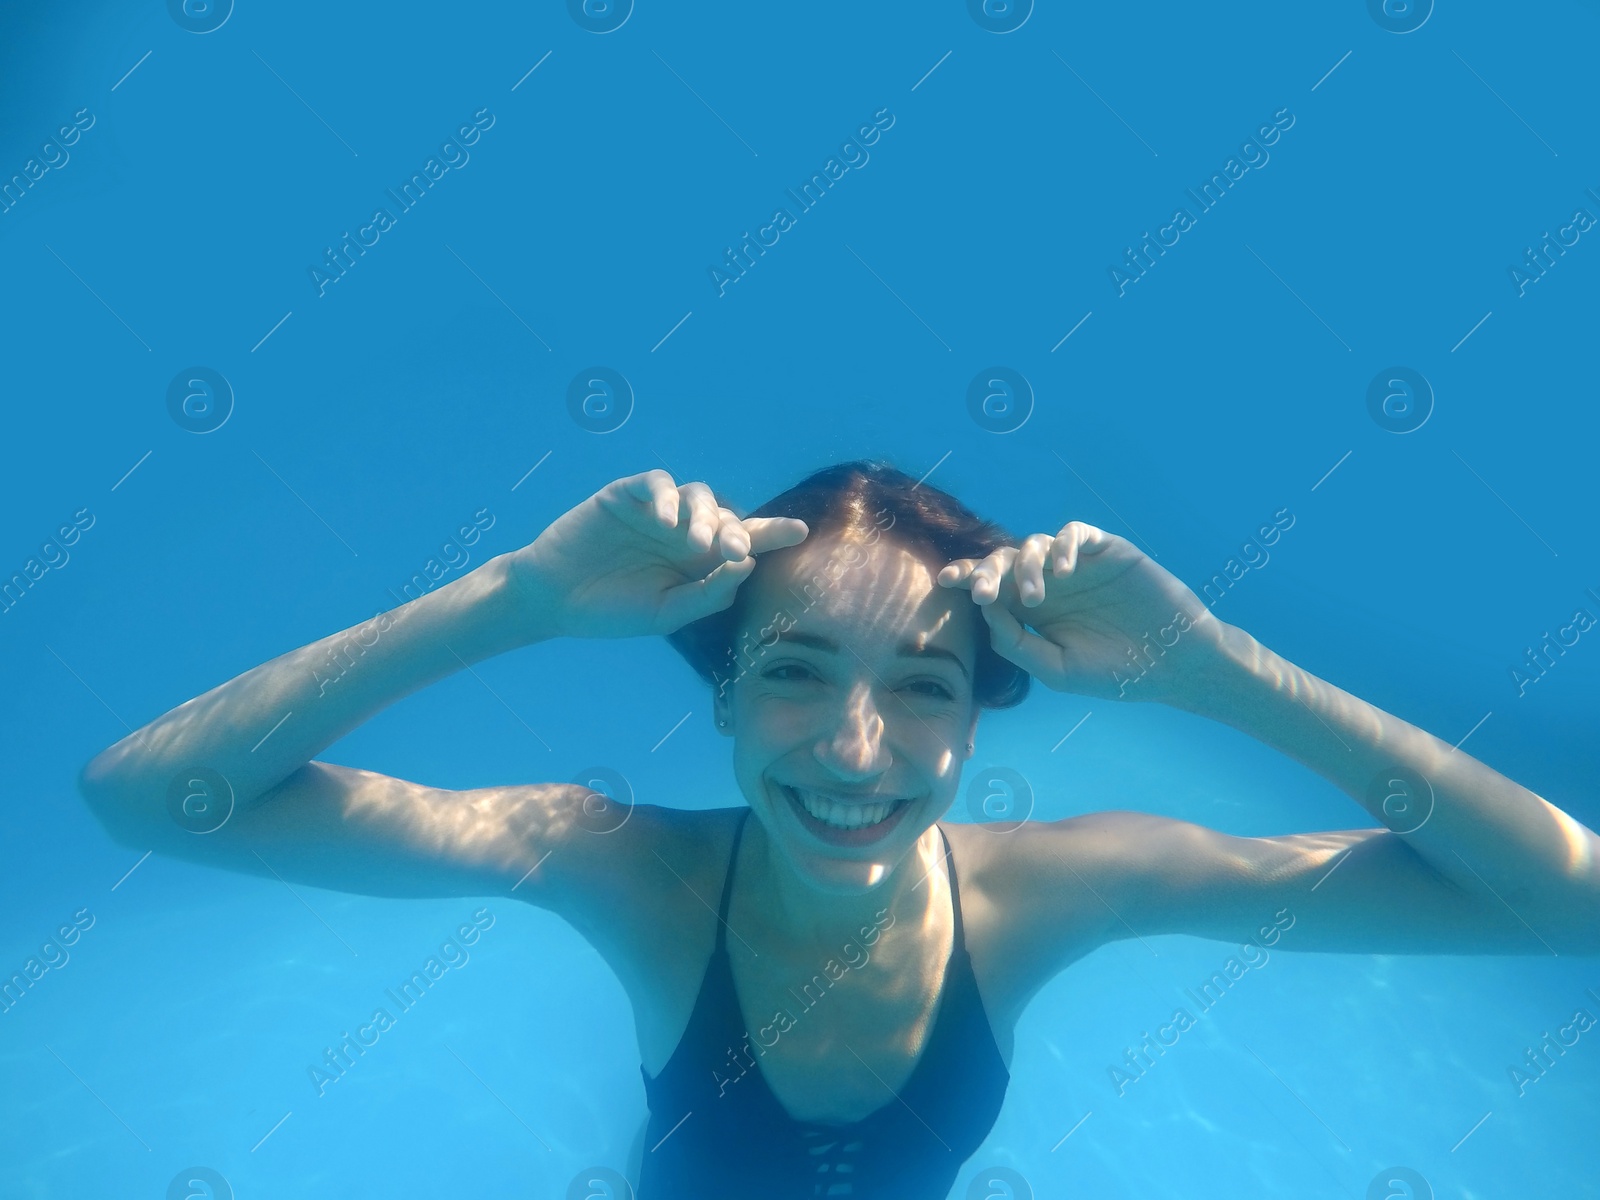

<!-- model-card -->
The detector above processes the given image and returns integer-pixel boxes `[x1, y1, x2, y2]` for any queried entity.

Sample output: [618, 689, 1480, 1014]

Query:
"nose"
[813, 687, 894, 779]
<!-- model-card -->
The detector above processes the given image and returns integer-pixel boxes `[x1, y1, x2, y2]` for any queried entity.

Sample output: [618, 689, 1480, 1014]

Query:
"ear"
[964, 708, 979, 759]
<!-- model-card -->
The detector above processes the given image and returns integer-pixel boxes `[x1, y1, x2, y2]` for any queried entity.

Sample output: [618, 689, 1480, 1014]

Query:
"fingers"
[715, 510, 753, 560]
[960, 546, 1017, 604]
[657, 515, 806, 631]
[1052, 520, 1112, 573]
[656, 554, 758, 632]
[676, 482, 723, 553]
[938, 547, 1017, 603]
[743, 516, 809, 555]
[1013, 534, 1053, 608]
[937, 557, 981, 590]
[939, 523, 1111, 603]
[977, 594, 1068, 686]
[620, 469, 683, 527]
[685, 487, 754, 562]
[621, 472, 754, 561]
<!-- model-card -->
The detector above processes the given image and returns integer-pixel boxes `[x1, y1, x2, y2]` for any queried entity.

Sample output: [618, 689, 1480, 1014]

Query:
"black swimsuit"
[638, 808, 1011, 1199]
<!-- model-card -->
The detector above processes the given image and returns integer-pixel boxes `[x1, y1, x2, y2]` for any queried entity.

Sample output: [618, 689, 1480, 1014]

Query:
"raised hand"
[937, 521, 1226, 704]
[504, 469, 809, 641]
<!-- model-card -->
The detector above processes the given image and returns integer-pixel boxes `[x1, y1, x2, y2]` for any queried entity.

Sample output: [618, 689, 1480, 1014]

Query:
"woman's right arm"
[75, 469, 808, 911]
[74, 549, 585, 902]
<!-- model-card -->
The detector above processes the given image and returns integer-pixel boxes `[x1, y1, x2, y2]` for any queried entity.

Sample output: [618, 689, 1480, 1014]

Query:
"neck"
[742, 813, 946, 947]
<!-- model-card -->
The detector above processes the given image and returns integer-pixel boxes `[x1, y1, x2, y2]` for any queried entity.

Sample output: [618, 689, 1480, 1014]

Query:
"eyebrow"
[772, 630, 971, 681]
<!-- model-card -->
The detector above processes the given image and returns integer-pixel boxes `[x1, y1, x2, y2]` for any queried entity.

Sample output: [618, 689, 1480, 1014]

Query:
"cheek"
[887, 711, 969, 775]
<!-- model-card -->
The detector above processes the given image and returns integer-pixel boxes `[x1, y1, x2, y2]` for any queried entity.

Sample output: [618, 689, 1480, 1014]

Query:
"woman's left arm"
[1172, 618, 1600, 943]
[941, 521, 1600, 957]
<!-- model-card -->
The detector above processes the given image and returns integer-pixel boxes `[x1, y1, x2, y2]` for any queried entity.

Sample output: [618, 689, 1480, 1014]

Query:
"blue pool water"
[2, 3, 1597, 1197]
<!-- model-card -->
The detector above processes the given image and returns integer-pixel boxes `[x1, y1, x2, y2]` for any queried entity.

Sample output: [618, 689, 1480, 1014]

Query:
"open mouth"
[777, 783, 914, 844]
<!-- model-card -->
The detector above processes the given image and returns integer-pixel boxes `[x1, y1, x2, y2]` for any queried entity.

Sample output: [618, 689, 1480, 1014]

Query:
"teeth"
[787, 786, 903, 830]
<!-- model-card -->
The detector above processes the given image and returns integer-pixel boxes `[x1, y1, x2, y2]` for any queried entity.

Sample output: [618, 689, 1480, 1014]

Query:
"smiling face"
[712, 529, 982, 895]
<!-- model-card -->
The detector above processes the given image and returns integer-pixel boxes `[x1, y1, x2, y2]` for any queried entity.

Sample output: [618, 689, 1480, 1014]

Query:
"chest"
[639, 860, 1024, 1127]
[719, 916, 961, 1125]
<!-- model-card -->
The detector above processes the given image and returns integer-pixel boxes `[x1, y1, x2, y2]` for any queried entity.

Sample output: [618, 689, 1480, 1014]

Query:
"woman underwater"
[78, 462, 1600, 1198]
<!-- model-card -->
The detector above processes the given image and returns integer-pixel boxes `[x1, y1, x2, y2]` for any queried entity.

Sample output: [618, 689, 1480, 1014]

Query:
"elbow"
[76, 748, 147, 849]
[77, 749, 114, 801]
[77, 745, 129, 811]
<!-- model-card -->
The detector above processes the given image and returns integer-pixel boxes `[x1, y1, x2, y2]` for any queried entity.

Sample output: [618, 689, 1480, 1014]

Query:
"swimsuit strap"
[936, 823, 967, 946]
[714, 808, 752, 951]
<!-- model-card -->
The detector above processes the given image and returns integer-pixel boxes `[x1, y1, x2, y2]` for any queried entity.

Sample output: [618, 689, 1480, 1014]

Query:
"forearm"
[1171, 622, 1600, 922]
[79, 553, 540, 810]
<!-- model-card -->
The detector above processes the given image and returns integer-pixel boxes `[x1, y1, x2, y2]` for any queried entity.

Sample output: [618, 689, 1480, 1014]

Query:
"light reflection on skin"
[712, 904, 898, 1098]
[711, 528, 983, 948]
[713, 506, 897, 702]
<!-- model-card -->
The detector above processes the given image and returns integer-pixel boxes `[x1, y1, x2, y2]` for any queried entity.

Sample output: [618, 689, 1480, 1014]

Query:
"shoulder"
[947, 808, 1545, 961]
[935, 812, 1175, 1022]
[546, 801, 740, 917]
[938, 810, 1160, 918]
[540, 803, 744, 981]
